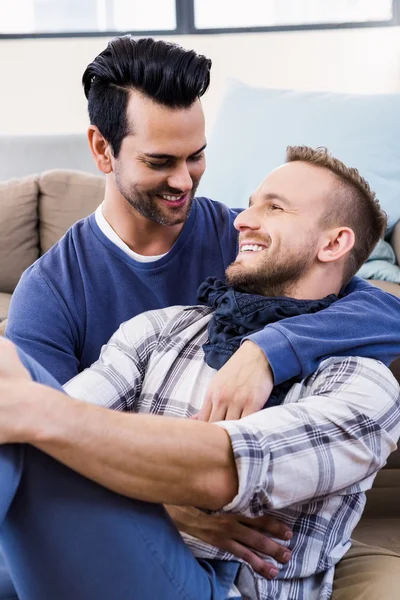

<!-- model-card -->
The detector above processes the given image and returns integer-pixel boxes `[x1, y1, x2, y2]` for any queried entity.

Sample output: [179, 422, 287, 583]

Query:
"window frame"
[0, 0, 399, 39]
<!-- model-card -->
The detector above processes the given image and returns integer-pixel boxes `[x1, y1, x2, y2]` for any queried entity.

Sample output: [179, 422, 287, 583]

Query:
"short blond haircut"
[286, 146, 387, 283]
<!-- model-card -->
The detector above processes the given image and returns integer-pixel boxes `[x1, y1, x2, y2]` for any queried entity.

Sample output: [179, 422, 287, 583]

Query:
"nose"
[167, 164, 193, 193]
[233, 205, 261, 232]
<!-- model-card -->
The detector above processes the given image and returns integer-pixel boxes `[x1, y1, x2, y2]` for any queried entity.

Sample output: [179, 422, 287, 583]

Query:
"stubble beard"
[115, 172, 199, 227]
[226, 243, 318, 298]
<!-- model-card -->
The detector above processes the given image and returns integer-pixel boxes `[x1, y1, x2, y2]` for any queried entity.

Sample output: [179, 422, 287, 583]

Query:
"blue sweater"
[17, 347, 63, 391]
[7, 197, 400, 385]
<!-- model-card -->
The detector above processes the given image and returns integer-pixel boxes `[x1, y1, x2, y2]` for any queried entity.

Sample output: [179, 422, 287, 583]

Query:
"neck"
[102, 178, 185, 256]
[274, 264, 343, 300]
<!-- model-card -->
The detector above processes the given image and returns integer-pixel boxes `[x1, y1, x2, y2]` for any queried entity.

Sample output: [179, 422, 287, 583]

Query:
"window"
[0, 0, 176, 35]
[194, 0, 393, 30]
[0, 0, 397, 37]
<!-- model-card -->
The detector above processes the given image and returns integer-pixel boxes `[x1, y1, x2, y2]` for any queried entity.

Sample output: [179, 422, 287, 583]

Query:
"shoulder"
[303, 356, 400, 412]
[194, 197, 242, 222]
[19, 215, 101, 288]
[42, 214, 95, 257]
[158, 305, 213, 337]
[26, 215, 93, 271]
[344, 277, 400, 304]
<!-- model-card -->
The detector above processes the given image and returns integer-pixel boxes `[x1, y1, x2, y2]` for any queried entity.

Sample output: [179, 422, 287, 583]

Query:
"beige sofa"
[1, 169, 400, 552]
[0, 169, 105, 324]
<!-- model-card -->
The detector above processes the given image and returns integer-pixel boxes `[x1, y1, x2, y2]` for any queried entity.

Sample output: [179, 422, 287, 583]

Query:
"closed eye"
[270, 204, 283, 211]
[188, 153, 205, 162]
[145, 160, 170, 169]
[145, 153, 204, 169]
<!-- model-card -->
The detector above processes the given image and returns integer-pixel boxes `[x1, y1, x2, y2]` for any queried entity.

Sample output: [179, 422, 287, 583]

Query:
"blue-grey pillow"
[199, 81, 400, 227]
[358, 260, 400, 283]
[357, 239, 400, 283]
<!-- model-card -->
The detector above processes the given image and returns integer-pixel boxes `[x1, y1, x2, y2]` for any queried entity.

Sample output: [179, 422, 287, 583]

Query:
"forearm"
[22, 383, 238, 509]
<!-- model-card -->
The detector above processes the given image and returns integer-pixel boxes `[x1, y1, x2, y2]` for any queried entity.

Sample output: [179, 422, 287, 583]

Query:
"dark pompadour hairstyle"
[82, 36, 212, 157]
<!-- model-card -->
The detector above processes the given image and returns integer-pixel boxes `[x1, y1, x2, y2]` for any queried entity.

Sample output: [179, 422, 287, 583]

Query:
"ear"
[317, 227, 355, 264]
[87, 126, 113, 174]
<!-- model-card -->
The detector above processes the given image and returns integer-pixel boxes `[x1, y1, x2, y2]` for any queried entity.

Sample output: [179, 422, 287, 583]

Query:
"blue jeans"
[0, 444, 240, 600]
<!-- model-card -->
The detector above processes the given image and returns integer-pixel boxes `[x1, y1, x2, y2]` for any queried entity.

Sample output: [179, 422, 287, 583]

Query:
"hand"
[0, 338, 31, 381]
[0, 338, 33, 443]
[195, 341, 274, 422]
[166, 505, 292, 579]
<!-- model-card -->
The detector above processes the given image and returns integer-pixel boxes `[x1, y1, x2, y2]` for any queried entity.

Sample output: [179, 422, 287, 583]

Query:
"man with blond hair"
[0, 147, 399, 600]
[5, 35, 400, 600]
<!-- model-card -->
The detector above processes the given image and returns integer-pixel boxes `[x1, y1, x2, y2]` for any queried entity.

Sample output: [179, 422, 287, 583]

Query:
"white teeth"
[161, 194, 184, 202]
[241, 244, 264, 253]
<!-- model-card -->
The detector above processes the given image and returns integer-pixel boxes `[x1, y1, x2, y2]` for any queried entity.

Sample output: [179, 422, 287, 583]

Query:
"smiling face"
[226, 161, 336, 297]
[112, 91, 207, 227]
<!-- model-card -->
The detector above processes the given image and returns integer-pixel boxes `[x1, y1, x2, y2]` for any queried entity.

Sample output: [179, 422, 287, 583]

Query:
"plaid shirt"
[65, 305, 400, 600]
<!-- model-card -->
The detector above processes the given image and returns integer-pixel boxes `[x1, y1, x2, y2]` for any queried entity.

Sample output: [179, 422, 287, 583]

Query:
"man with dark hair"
[6, 36, 399, 388]
[4, 36, 400, 599]
[0, 149, 399, 599]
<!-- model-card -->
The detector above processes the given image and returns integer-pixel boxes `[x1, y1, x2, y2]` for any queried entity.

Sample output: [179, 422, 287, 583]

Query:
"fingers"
[208, 401, 227, 422]
[225, 404, 244, 421]
[240, 514, 293, 542]
[224, 540, 281, 579]
[210, 398, 260, 422]
[0, 338, 31, 380]
[0, 337, 19, 361]
[195, 397, 213, 422]
[200, 398, 260, 423]
[199, 393, 229, 423]
[231, 521, 291, 566]
[200, 399, 263, 423]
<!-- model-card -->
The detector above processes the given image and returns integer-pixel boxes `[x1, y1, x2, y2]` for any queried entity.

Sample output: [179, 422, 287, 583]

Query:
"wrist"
[242, 340, 273, 377]
[22, 382, 69, 444]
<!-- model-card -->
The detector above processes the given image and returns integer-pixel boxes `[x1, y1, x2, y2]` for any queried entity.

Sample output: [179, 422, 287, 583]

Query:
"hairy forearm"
[21, 383, 238, 509]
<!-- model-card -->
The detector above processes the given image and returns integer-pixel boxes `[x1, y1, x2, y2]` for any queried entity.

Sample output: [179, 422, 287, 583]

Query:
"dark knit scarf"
[197, 277, 340, 408]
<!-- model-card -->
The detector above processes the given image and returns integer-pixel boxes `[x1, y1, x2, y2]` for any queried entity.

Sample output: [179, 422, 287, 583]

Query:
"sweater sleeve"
[17, 346, 65, 392]
[6, 267, 80, 385]
[245, 277, 400, 385]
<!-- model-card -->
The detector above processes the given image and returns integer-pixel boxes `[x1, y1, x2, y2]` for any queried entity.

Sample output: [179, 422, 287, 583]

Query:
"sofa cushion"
[198, 82, 400, 227]
[385, 448, 400, 470]
[0, 175, 39, 294]
[354, 518, 400, 553]
[39, 170, 105, 254]
[363, 468, 400, 518]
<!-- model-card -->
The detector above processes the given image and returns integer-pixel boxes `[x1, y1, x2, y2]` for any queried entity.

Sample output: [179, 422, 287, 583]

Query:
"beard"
[226, 236, 319, 297]
[114, 168, 199, 227]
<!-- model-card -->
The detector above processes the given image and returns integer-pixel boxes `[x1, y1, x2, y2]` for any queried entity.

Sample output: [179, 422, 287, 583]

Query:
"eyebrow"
[143, 143, 207, 160]
[248, 192, 291, 207]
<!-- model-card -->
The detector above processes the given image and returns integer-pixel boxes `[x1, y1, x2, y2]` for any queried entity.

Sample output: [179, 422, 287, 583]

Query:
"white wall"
[1, 25, 400, 135]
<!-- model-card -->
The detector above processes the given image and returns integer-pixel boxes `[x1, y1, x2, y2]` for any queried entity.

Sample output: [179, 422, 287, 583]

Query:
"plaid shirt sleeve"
[64, 309, 172, 411]
[216, 356, 400, 517]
